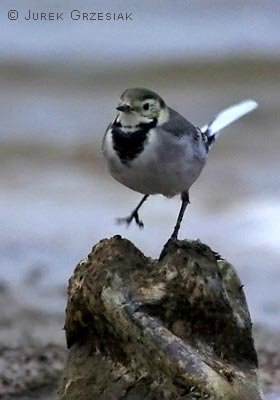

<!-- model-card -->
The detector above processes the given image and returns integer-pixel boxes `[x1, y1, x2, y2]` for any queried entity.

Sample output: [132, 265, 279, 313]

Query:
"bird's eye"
[143, 103, 150, 111]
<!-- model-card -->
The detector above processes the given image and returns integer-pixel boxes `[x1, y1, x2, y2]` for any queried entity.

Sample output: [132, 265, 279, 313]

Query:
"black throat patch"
[111, 118, 157, 164]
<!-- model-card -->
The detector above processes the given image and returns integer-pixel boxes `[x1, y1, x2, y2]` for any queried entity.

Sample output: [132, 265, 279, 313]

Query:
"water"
[0, 0, 280, 67]
[0, 0, 279, 346]
[1, 74, 280, 328]
[267, 396, 280, 400]
[0, 2, 279, 396]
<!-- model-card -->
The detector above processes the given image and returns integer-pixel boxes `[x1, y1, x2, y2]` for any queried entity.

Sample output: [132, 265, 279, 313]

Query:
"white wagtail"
[102, 88, 258, 245]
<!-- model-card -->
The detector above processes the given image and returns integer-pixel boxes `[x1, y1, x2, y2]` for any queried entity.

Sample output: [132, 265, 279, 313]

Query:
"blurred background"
[0, 0, 279, 356]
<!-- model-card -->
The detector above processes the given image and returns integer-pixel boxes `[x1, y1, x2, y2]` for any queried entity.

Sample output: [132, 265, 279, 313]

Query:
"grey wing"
[161, 107, 209, 156]
[162, 107, 199, 138]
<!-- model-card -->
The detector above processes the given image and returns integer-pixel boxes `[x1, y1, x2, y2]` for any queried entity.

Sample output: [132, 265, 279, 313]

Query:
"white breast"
[103, 127, 206, 197]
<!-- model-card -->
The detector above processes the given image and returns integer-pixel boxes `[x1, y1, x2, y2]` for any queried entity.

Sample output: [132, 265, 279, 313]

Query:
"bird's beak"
[116, 104, 133, 112]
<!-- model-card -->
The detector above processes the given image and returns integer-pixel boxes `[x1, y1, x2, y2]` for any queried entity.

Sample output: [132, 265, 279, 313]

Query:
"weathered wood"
[58, 236, 263, 400]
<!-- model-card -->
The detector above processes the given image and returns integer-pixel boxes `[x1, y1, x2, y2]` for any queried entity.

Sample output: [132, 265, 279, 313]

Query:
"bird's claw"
[116, 211, 144, 229]
[133, 212, 144, 228]
[159, 236, 178, 260]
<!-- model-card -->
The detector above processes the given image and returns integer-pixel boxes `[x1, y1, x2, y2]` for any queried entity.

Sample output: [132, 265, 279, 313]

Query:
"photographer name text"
[8, 10, 133, 22]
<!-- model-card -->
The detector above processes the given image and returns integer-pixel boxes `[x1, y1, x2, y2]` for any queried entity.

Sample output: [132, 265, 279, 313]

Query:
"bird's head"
[116, 88, 168, 127]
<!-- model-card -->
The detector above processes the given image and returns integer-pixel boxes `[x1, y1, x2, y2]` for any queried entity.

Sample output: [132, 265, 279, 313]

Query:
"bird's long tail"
[201, 99, 258, 148]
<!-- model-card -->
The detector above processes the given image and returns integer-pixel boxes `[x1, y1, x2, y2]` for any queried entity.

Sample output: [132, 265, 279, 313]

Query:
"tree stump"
[58, 236, 263, 400]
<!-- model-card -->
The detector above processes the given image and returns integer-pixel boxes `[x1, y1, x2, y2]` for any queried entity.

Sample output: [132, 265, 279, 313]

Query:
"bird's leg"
[170, 191, 190, 240]
[160, 191, 190, 259]
[116, 195, 149, 228]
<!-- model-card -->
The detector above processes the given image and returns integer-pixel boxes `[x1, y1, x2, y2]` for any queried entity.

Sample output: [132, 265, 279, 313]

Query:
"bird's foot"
[116, 210, 144, 228]
[159, 236, 178, 260]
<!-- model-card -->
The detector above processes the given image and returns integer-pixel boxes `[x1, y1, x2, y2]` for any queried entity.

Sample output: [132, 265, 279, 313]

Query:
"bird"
[102, 87, 258, 247]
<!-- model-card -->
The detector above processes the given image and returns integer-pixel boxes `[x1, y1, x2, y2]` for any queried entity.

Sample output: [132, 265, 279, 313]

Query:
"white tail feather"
[201, 99, 258, 138]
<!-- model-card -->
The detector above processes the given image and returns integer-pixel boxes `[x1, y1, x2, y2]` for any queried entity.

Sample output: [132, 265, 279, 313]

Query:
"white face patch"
[116, 111, 153, 128]
[116, 106, 169, 129]
[157, 107, 169, 125]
